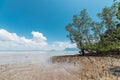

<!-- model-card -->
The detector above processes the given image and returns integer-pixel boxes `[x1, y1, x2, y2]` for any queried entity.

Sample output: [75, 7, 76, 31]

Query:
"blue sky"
[0, 0, 113, 50]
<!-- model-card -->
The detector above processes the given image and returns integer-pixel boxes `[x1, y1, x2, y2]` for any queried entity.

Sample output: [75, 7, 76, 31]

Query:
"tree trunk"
[81, 49, 85, 56]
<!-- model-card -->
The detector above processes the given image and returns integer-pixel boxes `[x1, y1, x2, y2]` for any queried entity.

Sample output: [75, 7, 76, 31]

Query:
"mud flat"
[0, 51, 82, 80]
[52, 55, 120, 80]
[0, 61, 80, 80]
[0, 51, 119, 80]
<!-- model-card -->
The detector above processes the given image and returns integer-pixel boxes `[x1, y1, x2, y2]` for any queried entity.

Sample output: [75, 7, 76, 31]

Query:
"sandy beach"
[0, 62, 80, 80]
[0, 51, 119, 80]
[0, 51, 81, 80]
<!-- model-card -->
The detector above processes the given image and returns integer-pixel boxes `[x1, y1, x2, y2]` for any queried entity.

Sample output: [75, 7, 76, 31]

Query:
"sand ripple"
[0, 63, 80, 80]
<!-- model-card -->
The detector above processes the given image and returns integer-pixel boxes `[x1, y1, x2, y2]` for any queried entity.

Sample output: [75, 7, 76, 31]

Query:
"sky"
[0, 0, 113, 50]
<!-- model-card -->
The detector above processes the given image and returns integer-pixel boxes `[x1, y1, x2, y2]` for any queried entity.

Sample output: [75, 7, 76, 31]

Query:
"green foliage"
[65, 1, 120, 55]
[117, 3, 120, 19]
[65, 9, 93, 51]
[116, 1, 120, 19]
[97, 4, 117, 29]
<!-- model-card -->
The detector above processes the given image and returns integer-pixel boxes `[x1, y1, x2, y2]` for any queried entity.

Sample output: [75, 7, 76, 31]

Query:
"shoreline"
[52, 55, 120, 80]
[0, 53, 119, 80]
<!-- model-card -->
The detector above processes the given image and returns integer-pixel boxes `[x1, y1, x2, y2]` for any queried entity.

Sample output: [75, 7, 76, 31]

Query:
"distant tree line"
[65, 1, 120, 55]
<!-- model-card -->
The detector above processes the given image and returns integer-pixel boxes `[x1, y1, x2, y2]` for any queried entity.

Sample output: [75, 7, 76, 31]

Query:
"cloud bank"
[0, 29, 76, 50]
[0, 29, 47, 50]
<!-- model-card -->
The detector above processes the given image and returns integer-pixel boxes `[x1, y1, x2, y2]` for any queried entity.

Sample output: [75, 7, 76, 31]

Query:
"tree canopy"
[65, 1, 120, 55]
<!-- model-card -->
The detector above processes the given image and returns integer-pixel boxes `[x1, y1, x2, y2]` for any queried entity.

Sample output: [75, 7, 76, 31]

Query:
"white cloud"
[0, 29, 76, 50]
[0, 29, 19, 41]
[0, 29, 47, 50]
[32, 31, 47, 41]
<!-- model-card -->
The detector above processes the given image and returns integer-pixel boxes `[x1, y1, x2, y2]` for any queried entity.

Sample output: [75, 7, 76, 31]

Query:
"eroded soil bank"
[52, 55, 120, 80]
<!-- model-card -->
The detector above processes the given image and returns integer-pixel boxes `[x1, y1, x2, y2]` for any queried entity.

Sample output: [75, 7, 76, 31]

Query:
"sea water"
[0, 51, 78, 64]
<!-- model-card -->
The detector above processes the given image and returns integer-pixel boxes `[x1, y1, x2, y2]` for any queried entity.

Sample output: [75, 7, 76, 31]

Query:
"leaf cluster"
[65, 1, 120, 55]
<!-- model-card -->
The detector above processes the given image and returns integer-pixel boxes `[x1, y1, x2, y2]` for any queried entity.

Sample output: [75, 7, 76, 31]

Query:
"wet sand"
[0, 51, 81, 80]
[0, 63, 80, 80]
[0, 51, 119, 80]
